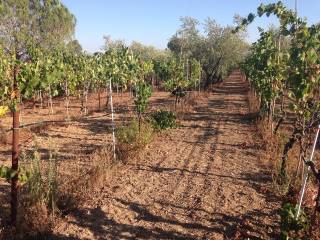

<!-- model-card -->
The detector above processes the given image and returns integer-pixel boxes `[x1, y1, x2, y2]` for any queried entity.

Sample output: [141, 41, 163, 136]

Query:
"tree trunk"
[33, 95, 36, 111]
[39, 90, 43, 109]
[174, 95, 178, 111]
[280, 127, 300, 181]
[293, 144, 305, 185]
[268, 101, 274, 134]
[274, 117, 284, 134]
[98, 89, 101, 110]
[48, 84, 53, 115]
[65, 80, 70, 120]
[138, 112, 141, 132]
[81, 85, 85, 115]
[274, 93, 286, 134]
[84, 88, 88, 115]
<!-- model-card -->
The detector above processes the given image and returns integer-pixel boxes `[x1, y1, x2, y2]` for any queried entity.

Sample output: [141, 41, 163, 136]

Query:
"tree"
[203, 18, 248, 80]
[66, 40, 83, 54]
[129, 41, 170, 62]
[175, 17, 200, 59]
[0, 0, 76, 54]
[168, 17, 249, 89]
[103, 35, 126, 52]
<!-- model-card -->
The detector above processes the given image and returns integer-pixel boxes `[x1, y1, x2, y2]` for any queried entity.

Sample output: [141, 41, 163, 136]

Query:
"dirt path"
[55, 71, 280, 239]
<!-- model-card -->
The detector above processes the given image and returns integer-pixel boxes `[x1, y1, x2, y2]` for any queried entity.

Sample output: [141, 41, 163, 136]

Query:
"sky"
[61, 0, 320, 53]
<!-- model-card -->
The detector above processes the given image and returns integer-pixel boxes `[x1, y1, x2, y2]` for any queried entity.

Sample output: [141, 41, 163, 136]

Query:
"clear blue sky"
[61, 0, 320, 53]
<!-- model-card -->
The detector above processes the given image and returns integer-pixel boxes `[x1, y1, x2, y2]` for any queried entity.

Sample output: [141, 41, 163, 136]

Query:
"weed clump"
[18, 142, 58, 237]
[280, 203, 310, 239]
[13, 143, 114, 239]
[150, 109, 176, 130]
[116, 119, 153, 161]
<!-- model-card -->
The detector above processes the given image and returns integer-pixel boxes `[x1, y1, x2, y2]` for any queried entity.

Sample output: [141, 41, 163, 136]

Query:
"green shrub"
[279, 203, 310, 239]
[150, 109, 176, 130]
[116, 119, 153, 161]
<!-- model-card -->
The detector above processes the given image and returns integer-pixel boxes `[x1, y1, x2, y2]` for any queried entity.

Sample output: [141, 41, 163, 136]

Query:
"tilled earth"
[53, 71, 281, 239]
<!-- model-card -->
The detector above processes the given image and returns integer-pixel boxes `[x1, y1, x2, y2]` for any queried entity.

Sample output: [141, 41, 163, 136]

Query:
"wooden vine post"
[11, 63, 20, 226]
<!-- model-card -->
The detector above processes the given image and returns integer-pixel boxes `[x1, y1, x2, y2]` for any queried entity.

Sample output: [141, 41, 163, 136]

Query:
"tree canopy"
[168, 17, 249, 86]
[0, 0, 76, 58]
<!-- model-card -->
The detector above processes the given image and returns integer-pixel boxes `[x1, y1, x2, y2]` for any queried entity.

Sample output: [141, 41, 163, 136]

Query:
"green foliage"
[168, 16, 248, 82]
[162, 58, 188, 91]
[238, 2, 320, 120]
[66, 40, 83, 54]
[134, 82, 152, 116]
[189, 59, 202, 87]
[0, 47, 11, 106]
[150, 109, 176, 130]
[280, 203, 309, 239]
[0, 36, 159, 118]
[0, 0, 76, 114]
[0, 0, 75, 53]
[0, 105, 8, 117]
[0, 165, 31, 183]
[129, 41, 171, 62]
[116, 119, 153, 160]
[0, 165, 12, 180]
[238, 4, 320, 235]
[241, 28, 289, 114]
[104, 46, 152, 90]
[238, 2, 320, 180]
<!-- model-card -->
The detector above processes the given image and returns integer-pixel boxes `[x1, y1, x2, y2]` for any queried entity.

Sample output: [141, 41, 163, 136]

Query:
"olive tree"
[168, 17, 249, 89]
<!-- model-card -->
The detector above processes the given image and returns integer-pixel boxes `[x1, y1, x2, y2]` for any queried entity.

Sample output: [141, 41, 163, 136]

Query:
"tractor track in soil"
[54, 71, 281, 239]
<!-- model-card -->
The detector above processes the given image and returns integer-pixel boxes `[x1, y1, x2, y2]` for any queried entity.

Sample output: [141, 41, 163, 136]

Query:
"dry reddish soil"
[0, 71, 281, 239]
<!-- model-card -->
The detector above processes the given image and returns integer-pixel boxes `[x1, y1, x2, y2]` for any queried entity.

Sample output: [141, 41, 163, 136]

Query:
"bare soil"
[0, 71, 281, 239]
